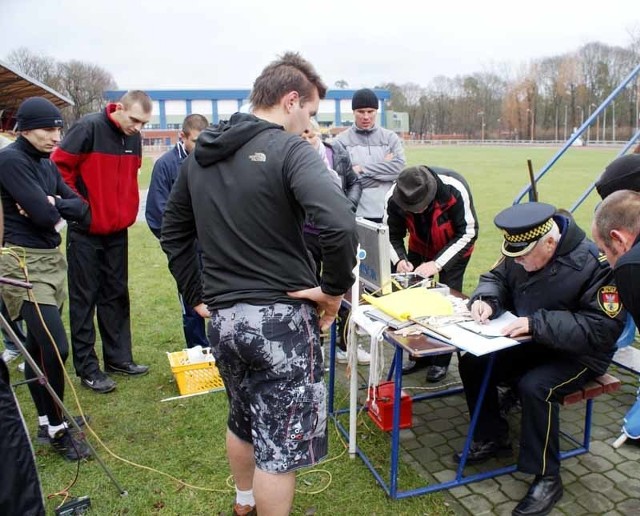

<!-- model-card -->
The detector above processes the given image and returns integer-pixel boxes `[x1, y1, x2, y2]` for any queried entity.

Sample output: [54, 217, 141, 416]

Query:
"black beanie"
[595, 154, 640, 199]
[16, 97, 64, 131]
[351, 88, 379, 110]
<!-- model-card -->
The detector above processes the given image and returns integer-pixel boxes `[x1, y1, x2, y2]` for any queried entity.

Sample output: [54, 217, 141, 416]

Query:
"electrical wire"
[4, 246, 373, 501]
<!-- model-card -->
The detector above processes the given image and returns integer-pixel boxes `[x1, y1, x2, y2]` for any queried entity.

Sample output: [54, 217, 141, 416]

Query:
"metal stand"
[0, 295, 127, 496]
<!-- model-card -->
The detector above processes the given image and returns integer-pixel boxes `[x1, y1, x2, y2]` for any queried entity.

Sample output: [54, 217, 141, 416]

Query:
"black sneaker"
[81, 371, 116, 393]
[36, 415, 90, 444]
[49, 428, 91, 461]
[104, 362, 149, 376]
[453, 438, 513, 464]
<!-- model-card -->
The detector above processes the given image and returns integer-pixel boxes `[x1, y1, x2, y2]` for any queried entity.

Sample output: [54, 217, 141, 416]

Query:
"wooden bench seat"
[561, 373, 621, 405]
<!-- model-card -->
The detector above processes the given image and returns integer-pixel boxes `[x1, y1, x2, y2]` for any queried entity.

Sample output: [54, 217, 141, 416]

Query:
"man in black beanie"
[337, 87, 405, 222]
[0, 96, 91, 461]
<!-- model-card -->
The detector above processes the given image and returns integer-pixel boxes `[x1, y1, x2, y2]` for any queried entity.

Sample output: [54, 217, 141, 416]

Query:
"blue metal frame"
[513, 63, 640, 207]
[328, 328, 595, 499]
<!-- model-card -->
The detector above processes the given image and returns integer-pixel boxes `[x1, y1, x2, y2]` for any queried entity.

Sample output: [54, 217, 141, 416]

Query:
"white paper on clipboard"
[456, 311, 518, 337]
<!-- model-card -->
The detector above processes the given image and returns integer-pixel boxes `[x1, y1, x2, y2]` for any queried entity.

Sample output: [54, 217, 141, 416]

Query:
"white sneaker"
[17, 362, 25, 373]
[2, 349, 20, 363]
[335, 349, 348, 364]
[356, 346, 371, 365]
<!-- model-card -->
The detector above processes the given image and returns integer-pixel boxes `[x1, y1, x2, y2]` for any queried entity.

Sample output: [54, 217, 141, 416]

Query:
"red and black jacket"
[385, 166, 478, 271]
[52, 103, 142, 235]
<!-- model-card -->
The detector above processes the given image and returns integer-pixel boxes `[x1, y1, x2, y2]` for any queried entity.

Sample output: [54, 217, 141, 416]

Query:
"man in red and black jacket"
[51, 90, 152, 393]
[383, 165, 479, 382]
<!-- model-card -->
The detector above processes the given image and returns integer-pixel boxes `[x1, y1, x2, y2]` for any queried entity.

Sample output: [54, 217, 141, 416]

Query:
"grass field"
[10, 144, 624, 515]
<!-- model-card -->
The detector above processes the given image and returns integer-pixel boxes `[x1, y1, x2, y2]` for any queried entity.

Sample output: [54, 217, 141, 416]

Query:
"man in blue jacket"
[146, 114, 209, 348]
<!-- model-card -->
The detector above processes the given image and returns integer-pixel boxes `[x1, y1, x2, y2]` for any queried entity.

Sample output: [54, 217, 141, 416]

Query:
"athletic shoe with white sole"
[335, 347, 371, 365]
[2, 348, 20, 363]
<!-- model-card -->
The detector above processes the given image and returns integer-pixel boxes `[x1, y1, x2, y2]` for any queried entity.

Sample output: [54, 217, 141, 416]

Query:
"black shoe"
[105, 361, 149, 376]
[37, 415, 90, 444]
[426, 365, 447, 383]
[454, 438, 513, 464]
[49, 428, 91, 461]
[81, 371, 117, 393]
[498, 384, 522, 417]
[402, 358, 431, 375]
[512, 475, 563, 516]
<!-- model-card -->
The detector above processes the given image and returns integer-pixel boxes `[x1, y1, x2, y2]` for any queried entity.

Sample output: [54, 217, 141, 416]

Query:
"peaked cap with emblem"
[494, 202, 556, 257]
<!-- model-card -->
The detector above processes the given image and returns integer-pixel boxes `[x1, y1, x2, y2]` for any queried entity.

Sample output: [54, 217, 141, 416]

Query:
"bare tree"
[57, 60, 116, 122]
[5, 47, 59, 88]
[5, 47, 117, 125]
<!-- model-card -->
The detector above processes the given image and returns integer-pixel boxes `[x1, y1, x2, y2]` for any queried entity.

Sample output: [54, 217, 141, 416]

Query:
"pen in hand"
[472, 296, 491, 325]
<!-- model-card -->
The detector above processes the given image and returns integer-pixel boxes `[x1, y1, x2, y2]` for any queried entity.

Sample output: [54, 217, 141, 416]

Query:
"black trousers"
[407, 253, 471, 368]
[67, 228, 133, 377]
[458, 342, 597, 476]
[21, 302, 69, 426]
[0, 360, 45, 515]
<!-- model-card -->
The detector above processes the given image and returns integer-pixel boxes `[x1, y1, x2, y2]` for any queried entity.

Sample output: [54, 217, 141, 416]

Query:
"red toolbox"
[366, 381, 413, 432]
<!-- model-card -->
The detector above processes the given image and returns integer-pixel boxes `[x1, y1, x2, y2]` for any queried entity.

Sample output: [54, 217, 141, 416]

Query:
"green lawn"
[10, 144, 622, 515]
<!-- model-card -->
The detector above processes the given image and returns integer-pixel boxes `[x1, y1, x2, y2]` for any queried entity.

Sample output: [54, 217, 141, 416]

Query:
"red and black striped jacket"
[384, 166, 478, 271]
[52, 103, 141, 235]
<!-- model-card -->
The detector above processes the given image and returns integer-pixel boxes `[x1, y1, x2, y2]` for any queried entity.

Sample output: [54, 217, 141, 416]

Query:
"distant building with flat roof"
[104, 88, 396, 146]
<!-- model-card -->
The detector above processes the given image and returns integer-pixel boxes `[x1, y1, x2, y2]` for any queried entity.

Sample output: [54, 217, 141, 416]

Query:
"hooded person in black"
[161, 53, 357, 516]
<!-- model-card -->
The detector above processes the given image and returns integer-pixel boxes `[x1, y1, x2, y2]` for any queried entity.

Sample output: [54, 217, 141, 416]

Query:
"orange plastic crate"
[167, 350, 225, 395]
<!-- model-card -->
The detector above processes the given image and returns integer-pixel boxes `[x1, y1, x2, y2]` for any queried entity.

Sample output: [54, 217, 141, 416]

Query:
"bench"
[561, 373, 622, 405]
[557, 373, 621, 457]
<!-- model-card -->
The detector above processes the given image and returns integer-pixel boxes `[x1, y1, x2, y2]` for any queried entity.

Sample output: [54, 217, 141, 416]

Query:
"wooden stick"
[527, 159, 539, 201]
[160, 387, 224, 402]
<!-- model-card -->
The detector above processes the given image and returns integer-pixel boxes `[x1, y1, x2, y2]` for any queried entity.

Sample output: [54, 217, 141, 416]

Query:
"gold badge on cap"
[598, 286, 622, 318]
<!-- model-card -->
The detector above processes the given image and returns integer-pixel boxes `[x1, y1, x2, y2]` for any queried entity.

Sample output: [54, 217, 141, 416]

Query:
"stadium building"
[104, 88, 407, 146]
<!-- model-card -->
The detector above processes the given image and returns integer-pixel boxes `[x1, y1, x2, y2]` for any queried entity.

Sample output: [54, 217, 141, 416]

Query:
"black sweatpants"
[458, 342, 597, 476]
[21, 302, 69, 427]
[67, 228, 132, 377]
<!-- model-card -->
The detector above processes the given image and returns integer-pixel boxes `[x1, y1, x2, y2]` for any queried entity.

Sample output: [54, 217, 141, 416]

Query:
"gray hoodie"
[337, 124, 405, 219]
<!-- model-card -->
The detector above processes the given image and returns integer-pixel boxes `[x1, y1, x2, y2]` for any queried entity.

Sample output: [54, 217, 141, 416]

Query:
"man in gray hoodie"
[337, 88, 405, 222]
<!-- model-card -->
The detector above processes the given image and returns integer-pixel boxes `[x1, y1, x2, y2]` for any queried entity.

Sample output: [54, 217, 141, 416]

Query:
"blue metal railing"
[514, 63, 640, 210]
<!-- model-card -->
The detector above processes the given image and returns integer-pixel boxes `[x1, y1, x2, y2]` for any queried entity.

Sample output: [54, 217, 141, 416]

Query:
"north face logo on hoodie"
[249, 152, 266, 162]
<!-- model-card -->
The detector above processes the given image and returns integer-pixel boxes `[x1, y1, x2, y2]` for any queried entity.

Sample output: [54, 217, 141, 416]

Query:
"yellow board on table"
[362, 288, 453, 321]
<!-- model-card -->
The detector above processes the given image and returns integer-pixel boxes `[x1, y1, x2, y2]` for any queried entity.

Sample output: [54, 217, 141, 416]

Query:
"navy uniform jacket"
[470, 214, 624, 375]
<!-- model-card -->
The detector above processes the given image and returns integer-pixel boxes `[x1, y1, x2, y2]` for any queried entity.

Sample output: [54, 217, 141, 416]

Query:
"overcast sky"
[1, 0, 639, 91]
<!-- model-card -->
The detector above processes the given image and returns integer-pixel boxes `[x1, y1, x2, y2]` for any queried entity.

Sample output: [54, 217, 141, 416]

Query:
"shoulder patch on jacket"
[598, 285, 622, 318]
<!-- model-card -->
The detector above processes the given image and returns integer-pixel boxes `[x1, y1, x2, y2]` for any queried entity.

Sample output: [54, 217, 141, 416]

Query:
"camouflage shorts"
[208, 302, 327, 473]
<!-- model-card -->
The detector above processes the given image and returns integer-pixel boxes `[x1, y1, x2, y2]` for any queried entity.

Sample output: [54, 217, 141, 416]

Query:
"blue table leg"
[389, 345, 404, 497]
[455, 353, 496, 479]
